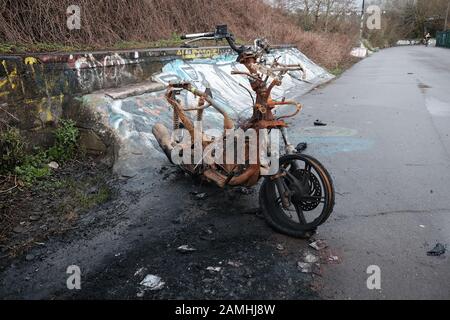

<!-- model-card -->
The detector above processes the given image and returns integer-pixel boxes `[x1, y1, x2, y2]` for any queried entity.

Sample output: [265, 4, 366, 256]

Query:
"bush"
[46, 119, 79, 162]
[0, 0, 357, 70]
[14, 156, 50, 184]
[1, 120, 80, 185]
[0, 128, 25, 174]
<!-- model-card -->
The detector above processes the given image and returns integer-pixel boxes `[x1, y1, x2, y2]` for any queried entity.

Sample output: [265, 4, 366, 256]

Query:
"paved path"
[295, 46, 450, 299]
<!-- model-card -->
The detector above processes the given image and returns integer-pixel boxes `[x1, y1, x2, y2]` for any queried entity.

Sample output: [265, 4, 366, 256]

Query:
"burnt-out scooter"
[153, 25, 334, 237]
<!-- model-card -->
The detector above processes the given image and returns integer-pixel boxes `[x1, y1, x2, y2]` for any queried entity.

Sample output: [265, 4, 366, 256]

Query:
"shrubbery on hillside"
[0, 0, 358, 69]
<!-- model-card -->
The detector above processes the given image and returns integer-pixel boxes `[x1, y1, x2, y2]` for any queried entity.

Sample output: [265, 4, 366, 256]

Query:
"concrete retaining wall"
[0, 46, 253, 157]
[0, 45, 333, 173]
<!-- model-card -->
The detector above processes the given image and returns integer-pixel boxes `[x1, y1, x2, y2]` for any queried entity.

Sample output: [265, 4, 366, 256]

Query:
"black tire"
[259, 153, 335, 238]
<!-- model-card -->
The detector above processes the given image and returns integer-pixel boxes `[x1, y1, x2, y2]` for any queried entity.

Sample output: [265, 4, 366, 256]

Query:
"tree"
[289, 0, 359, 32]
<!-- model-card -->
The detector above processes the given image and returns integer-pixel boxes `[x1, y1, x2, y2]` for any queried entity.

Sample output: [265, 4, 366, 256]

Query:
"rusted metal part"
[173, 109, 180, 130]
[154, 37, 305, 188]
[165, 87, 195, 140]
[270, 171, 287, 180]
[203, 164, 260, 188]
[197, 95, 205, 122]
[152, 123, 174, 163]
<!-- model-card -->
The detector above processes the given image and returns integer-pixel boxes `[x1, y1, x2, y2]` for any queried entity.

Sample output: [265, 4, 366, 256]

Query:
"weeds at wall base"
[0, 119, 80, 186]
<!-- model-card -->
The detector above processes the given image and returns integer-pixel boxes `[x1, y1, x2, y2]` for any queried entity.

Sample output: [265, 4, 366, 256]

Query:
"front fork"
[281, 127, 296, 155]
[272, 127, 299, 209]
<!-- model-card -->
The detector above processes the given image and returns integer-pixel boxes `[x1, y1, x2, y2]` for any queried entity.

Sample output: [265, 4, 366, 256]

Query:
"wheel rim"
[271, 156, 331, 227]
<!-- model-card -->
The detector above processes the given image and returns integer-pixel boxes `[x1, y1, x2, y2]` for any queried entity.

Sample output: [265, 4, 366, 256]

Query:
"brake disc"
[292, 169, 322, 211]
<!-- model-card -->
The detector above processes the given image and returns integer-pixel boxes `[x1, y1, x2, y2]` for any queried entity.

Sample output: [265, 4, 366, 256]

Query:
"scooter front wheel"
[259, 154, 335, 238]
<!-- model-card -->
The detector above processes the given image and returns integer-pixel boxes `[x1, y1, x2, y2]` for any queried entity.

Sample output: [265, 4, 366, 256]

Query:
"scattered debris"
[309, 240, 328, 251]
[314, 119, 327, 126]
[134, 267, 146, 277]
[48, 161, 59, 170]
[227, 260, 243, 268]
[136, 290, 145, 298]
[327, 255, 340, 264]
[195, 193, 208, 200]
[140, 274, 165, 290]
[276, 244, 285, 251]
[304, 253, 319, 263]
[427, 243, 446, 257]
[206, 266, 222, 273]
[177, 245, 197, 253]
[297, 262, 312, 273]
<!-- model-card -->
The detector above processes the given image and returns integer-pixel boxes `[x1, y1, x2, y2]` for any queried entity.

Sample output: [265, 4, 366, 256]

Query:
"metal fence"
[436, 30, 450, 48]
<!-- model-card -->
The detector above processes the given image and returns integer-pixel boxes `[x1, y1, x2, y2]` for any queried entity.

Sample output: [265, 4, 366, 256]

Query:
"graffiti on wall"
[97, 47, 335, 138]
[69, 52, 144, 91]
[175, 48, 226, 60]
[0, 59, 20, 98]
[0, 46, 239, 108]
[0, 50, 160, 130]
[152, 47, 334, 127]
[81, 48, 336, 173]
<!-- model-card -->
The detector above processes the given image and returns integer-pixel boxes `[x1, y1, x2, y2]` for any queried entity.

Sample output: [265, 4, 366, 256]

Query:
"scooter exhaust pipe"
[152, 123, 174, 163]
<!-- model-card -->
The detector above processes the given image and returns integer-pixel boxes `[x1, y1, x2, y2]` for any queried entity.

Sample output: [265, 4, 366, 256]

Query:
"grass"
[0, 120, 80, 185]
[0, 42, 83, 54]
[54, 177, 112, 213]
[0, 34, 191, 54]
[0, 34, 248, 55]
[1, 165, 113, 258]
[330, 67, 344, 77]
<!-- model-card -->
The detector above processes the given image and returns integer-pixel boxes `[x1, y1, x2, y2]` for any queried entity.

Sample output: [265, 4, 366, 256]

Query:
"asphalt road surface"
[296, 45, 450, 299]
[1, 45, 449, 300]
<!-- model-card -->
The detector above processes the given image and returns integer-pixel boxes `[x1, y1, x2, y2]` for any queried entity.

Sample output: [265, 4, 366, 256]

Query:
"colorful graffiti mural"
[151, 47, 333, 127]
[81, 47, 335, 173]
[0, 50, 164, 133]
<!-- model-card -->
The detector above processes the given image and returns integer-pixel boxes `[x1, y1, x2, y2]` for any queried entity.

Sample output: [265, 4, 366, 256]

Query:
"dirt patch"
[0, 158, 115, 262]
[0, 164, 328, 299]
[58, 205, 321, 300]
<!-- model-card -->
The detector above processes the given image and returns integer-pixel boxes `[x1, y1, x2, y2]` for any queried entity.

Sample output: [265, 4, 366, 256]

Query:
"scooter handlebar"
[180, 32, 215, 40]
